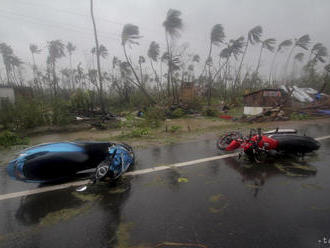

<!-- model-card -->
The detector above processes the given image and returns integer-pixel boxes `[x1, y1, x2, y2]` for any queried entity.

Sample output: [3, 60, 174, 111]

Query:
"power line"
[11, 0, 208, 47]
[0, 8, 169, 51]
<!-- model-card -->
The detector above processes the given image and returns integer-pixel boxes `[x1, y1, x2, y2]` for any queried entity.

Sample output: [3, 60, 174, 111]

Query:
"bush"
[0, 97, 46, 130]
[290, 112, 309, 120]
[128, 127, 151, 138]
[51, 98, 72, 126]
[0, 131, 29, 148]
[144, 107, 166, 128]
[202, 108, 219, 117]
[169, 125, 182, 133]
[171, 108, 185, 118]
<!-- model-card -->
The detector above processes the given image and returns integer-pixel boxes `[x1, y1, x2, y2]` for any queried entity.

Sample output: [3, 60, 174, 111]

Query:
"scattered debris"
[177, 177, 189, 183]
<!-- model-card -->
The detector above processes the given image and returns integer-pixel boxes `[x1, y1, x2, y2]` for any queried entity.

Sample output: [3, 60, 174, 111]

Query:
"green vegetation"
[0, 131, 28, 147]
[171, 108, 185, 118]
[290, 112, 309, 120]
[169, 125, 182, 133]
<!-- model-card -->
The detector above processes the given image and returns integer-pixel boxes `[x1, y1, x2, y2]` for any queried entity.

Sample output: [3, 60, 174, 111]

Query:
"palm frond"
[138, 56, 145, 64]
[29, 44, 41, 54]
[248, 26, 263, 45]
[325, 64, 330, 73]
[294, 52, 304, 62]
[278, 39, 292, 52]
[121, 24, 142, 46]
[163, 9, 183, 39]
[211, 24, 225, 46]
[147, 41, 160, 61]
[262, 38, 276, 52]
[192, 54, 200, 63]
[295, 34, 311, 50]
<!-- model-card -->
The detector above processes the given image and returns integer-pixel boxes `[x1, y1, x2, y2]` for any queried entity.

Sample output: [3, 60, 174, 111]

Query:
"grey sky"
[0, 0, 329, 80]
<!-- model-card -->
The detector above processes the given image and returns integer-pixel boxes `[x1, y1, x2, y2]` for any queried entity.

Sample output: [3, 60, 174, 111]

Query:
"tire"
[272, 135, 320, 154]
[217, 132, 242, 151]
[253, 149, 268, 163]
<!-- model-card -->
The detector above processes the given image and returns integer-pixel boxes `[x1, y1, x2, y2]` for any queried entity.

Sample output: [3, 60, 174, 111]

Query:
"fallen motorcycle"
[217, 128, 320, 163]
[7, 141, 135, 183]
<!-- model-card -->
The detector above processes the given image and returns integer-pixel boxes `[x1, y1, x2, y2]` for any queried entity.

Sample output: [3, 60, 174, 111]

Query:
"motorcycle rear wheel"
[217, 132, 242, 150]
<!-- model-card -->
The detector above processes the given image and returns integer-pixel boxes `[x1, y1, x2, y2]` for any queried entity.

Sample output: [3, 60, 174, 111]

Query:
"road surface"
[1, 123, 330, 248]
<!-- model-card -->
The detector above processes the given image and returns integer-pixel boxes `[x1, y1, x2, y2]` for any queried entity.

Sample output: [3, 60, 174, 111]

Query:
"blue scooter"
[7, 141, 135, 184]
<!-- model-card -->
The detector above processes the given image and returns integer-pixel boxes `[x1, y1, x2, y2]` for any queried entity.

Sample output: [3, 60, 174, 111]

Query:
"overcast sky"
[0, 0, 329, 80]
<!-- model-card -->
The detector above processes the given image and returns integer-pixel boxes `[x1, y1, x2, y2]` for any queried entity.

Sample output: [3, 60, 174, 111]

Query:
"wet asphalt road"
[1, 123, 330, 248]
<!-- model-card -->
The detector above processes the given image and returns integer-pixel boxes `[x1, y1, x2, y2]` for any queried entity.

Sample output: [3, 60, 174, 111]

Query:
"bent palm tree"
[284, 34, 311, 79]
[147, 41, 161, 91]
[66, 42, 76, 89]
[255, 38, 276, 75]
[0, 43, 14, 85]
[29, 44, 41, 87]
[47, 40, 65, 95]
[268, 39, 292, 83]
[292, 52, 305, 78]
[201, 24, 225, 77]
[234, 26, 262, 86]
[121, 23, 155, 104]
[163, 9, 183, 99]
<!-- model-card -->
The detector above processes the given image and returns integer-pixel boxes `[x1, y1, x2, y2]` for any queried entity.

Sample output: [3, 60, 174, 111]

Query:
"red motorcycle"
[217, 128, 320, 163]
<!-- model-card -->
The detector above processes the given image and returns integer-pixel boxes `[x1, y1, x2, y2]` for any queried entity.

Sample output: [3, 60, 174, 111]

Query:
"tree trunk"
[255, 45, 264, 75]
[90, 0, 106, 114]
[284, 46, 295, 80]
[123, 44, 155, 104]
[165, 31, 171, 98]
[200, 40, 213, 79]
[233, 42, 249, 87]
[268, 51, 278, 84]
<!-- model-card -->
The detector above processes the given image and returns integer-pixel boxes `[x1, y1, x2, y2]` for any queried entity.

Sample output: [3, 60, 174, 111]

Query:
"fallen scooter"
[7, 141, 135, 184]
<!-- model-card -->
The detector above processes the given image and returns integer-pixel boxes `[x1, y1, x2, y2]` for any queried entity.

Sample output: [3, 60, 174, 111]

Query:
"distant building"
[243, 88, 287, 115]
[0, 86, 15, 107]
[180, 82, 196, 102]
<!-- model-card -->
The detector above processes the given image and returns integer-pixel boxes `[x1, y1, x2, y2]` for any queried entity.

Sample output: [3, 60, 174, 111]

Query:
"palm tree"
[0, 43, 14, 85]
[163, 9, 183, 99]
[8, 55, 23, 86]
[268, 39, 292, 83]
[319, 64, 330, 93]
[207, 37, 244, 104]
[284, 34, 311, 79]
[47, 40, 65, 95]
[234, 26, 262, 86]
[138, 56, 145, 85]
[255, 38, 276, 75]
[309, 43, 323, 61]
[90, 0, 105, 113]
[121, 23, 155, 104]
[201, 24, 225, 77]
[312, 44, 328, 63]
[147, 41, 161, 90]
[66, 42, 76, 89]
[292, 52, 304, 78]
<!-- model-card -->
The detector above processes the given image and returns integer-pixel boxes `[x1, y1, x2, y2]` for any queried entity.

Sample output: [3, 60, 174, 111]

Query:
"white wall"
[0, 87, 15, 105]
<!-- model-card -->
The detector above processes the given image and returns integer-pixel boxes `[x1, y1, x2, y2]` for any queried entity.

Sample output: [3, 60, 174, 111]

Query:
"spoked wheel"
[217, 132, 242, 151]
[251, 147, 268, 164]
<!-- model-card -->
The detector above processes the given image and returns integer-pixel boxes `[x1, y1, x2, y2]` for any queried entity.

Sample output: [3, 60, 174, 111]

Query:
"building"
[0, 86, 15, 107]
[243, 88, 286, 115]
[180, 82, 195, 102]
